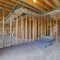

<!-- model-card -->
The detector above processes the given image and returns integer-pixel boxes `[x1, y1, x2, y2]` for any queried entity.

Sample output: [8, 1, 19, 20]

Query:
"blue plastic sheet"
[31, 37, 55, 48]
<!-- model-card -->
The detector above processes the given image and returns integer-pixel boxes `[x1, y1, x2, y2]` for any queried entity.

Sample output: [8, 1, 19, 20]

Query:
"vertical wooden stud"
[37, 16, 40, 39]
[10, 13, 12, 46]
[16, 15, 18, 45]
[25, 16, 28, 42]
[56, 18, 58, 42]
[29, 16, 31, 40]
[49, 15, 51, 36]
[2, 9, 4, 47]
[32, 16, 34, 40]
[52, 16, 54, 37]
[20, 16, 24, 43]
[41, 15, 43, 38]
[47, 15, 48, 36]
[44, 16, 46, 36]
[32, 16, 35, 40]
[34, 16, 37, 40]
[31, 16, 32, 40]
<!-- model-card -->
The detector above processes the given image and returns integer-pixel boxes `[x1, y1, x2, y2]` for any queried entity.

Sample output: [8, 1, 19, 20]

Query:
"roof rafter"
[0, 2, 12, 9]
[44, 0, 55, 8]
[0, 6, 11, 11]
[36, 1, 49, 10]
[37, 0, 53, 10]
[12, 0, 46, 13]
[0, 0, 15, 6]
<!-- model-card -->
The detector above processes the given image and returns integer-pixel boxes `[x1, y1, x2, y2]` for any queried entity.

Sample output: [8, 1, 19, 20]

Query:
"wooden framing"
[36, 16, 38, 39]
[0, 0, 59, 48]
[52, 16, 54, 37]
[0, 7, 10, 12]
[56, 17, 58, 42]
[41, 15, 43, 38]
[0, 0, 15, 6]
[29, 16, 31, 40]
[32, 16, 35, 40]
[20, 16, 25, 42]
[0, 2, 12, 9]
[37, 16, 40, 39]
[0, 10, 60, 48]
[0, 0, 16, 21]
[10, 13, 12, 46]
[18, 18, 21, 39]
[0, 4, 11, 11]
[46, 15, 48, 36]
[16, 15, 18, 45]
[25, 16, 28, 42]
[34, 16, 37, 40]
[44, 16, 46, 36]
[12, 0, 43, 13]
[37, 1, 49, 10]
[27, 16, 29, 41]
[25, 0, 46, 12]
[35, 16, 38, 40]
[2, 9, 4, 47]
[50, 17, 53, 36]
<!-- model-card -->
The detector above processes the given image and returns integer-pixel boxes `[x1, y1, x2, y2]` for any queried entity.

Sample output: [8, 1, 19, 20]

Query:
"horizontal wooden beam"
[0, 0, 15, 6]
[0, 2, 12, 9]
[44, 0, 55, 8]
[0, 7, 10, 11]
[25, 0, 46, 12]
[37, 0, 53, 9]
[36, 1, 49, 10]
[0, 4, 12, 10]
[12, 0, 45, 14]
[0, 1, 13, 7]
[36, 2, 48, 11]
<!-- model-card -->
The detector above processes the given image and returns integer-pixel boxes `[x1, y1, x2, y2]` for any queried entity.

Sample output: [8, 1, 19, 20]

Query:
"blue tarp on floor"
[30, 37, 55, 48]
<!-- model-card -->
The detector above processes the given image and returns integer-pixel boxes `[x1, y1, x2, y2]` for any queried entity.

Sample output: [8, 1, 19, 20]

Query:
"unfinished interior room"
[0, 0, 60, 60]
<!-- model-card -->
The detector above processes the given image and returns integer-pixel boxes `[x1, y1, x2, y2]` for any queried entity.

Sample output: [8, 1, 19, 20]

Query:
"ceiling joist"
[36, 1, 49, 10]
[44, 0, 55, 8]
[0, 0, 15, 6]
[38, 0, 53, 9]
[12, 0, 46, 13]
[0, 7, 11, 11]
[0, 3, 12, 9]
